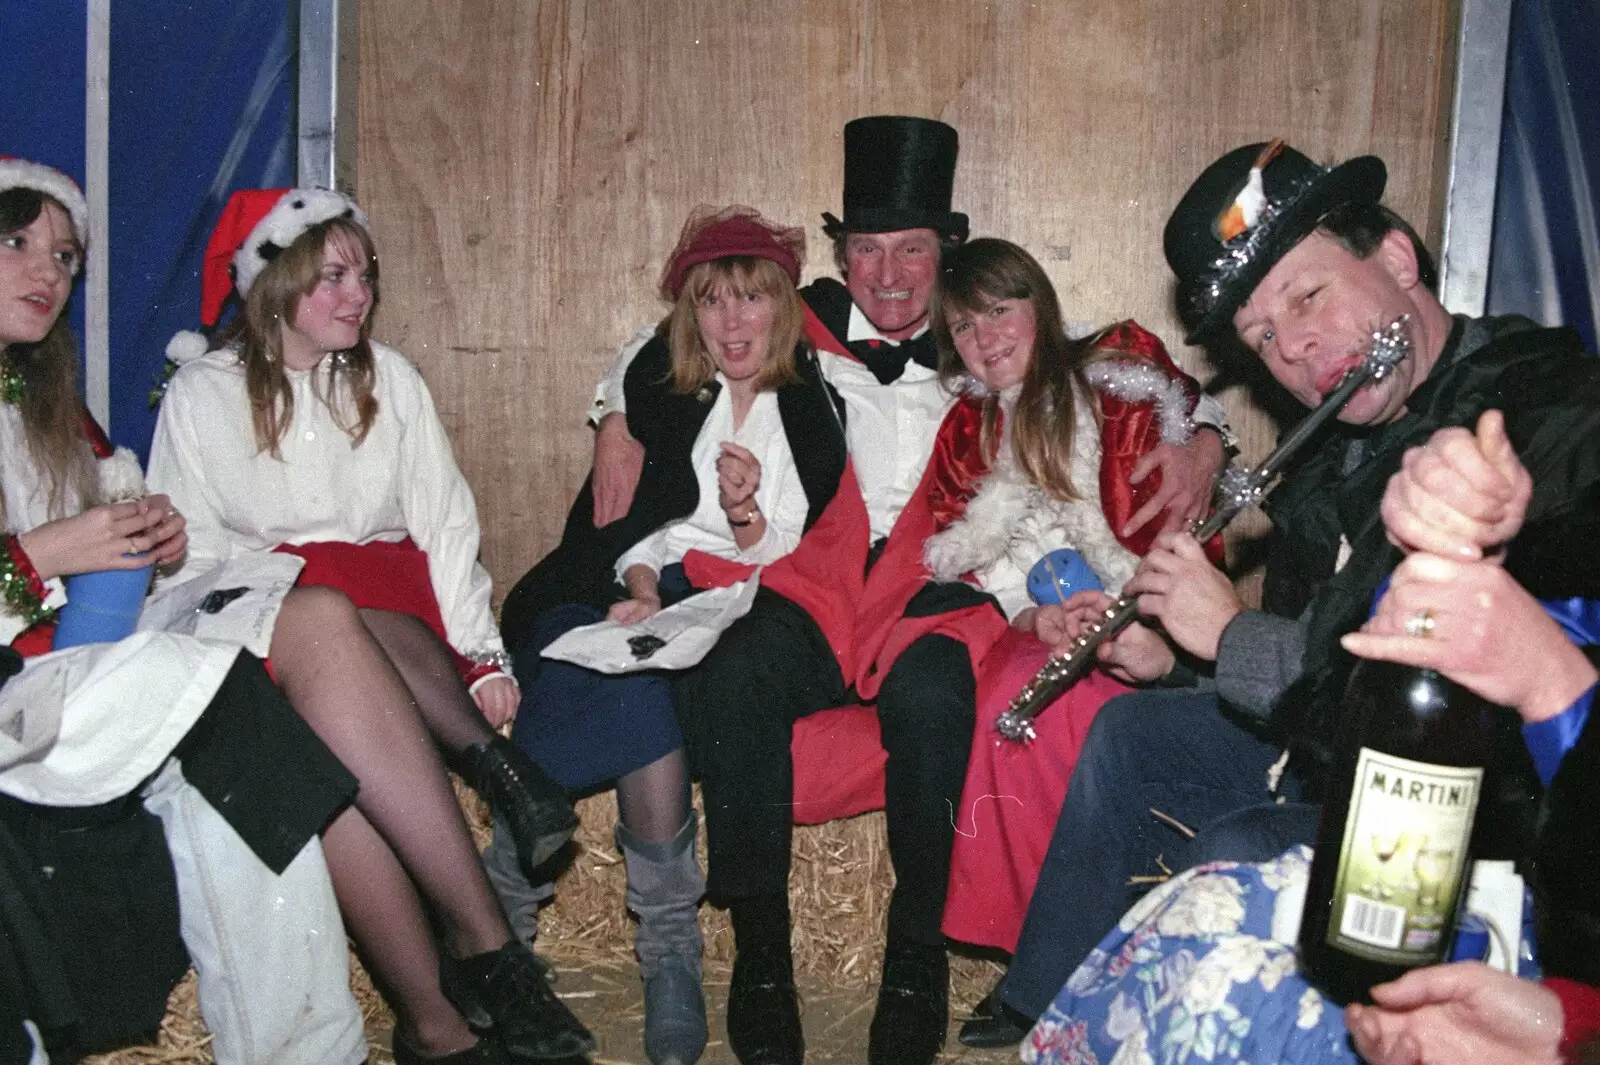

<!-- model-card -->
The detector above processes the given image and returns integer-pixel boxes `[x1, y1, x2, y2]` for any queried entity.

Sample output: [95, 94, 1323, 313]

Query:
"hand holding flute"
[996, 316, 1411, 742]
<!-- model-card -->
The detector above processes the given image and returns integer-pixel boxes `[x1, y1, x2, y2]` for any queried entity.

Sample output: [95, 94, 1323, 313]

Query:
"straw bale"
[85, 778, 998, 1064]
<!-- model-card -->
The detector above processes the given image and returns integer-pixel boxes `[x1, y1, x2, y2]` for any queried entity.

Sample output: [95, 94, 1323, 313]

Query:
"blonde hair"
[219, 217, 380, 457]
[0, 189, 97, 522]
[931, 238, 1122, 502]
[663, 256, 805, 394]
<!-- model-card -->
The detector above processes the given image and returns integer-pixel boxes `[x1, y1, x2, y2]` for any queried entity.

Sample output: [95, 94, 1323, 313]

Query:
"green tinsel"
[148, 358, 180, 410]
[0, 358, 25, 406]
[0, 541, 53, 627]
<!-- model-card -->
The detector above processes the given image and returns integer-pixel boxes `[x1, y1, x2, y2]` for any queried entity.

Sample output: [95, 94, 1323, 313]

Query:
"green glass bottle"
[1298, 659, 1497, 1004]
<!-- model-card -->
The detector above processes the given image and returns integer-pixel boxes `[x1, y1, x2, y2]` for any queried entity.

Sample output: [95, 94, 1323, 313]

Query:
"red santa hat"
[0, 157, 89, 246]
[167, 187, 368, 364]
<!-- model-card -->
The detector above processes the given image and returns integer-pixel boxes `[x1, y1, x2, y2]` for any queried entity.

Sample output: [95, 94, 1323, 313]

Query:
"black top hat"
[821, 116, 969, 242]
[1164, 140, 1387, 344]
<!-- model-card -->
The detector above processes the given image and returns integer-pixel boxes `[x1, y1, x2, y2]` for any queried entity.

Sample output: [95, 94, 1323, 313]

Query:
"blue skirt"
[506, 573, 688, 793]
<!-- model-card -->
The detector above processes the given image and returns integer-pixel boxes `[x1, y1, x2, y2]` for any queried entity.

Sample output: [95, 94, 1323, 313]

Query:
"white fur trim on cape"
[0, 159, 88, 245]
[233, 188, 368, 298]
[952, 360, 1194, 446]
[922, 384, 1140, 598]
[1082, 358, 1196, 445]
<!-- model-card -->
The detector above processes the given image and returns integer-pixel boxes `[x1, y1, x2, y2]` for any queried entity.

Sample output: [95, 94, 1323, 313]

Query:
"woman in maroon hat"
[491, 204, 847, 1065]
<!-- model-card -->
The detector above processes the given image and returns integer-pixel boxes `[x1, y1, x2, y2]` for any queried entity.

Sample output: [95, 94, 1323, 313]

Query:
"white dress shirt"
[590, 307, 1230, 547]
[148, 343, 504, 663]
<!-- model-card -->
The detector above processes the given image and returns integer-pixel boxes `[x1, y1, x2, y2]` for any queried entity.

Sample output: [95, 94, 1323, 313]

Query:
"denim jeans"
[995, 688, 1317, 1019]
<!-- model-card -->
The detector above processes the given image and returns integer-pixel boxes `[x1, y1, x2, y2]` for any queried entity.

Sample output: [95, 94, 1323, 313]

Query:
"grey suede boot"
[483, 814, 555, 964]
[617, 813, 708, 1065]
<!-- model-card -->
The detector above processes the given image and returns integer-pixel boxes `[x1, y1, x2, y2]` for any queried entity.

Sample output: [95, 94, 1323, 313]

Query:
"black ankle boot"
[441, 942, 595, 1061]
[462, 736, 578, 879]
[726, 939, 803, 1065]
[956, 989, 1030, 1049]
[867, 941, 948, 1065]
[392, 1034, 511, 1065]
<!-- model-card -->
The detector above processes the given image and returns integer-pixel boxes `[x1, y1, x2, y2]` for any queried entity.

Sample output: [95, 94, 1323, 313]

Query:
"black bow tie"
[850, 332, 940, 384]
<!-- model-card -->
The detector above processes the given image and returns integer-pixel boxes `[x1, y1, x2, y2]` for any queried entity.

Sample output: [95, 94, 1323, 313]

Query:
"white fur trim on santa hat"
[0, 159, 89, 245]
[165, 330, 212, 365]
[232, 188, 368, 299]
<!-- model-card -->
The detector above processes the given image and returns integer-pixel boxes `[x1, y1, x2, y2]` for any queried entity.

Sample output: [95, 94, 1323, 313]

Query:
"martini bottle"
[1298, 659, 1497, 1004]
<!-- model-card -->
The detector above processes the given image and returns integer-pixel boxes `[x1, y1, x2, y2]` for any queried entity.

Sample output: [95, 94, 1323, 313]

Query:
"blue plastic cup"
[1027, 548, 1105, 606]
[53, 564, 154, 648]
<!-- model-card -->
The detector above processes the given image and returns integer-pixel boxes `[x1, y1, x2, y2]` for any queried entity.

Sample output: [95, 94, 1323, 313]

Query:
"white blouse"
[0, 404, 78, 642]
[0, 404, 239, 806]
[592, 320, 953, 543]
[615, 381, 807, 579]
[147, 343, 503, 663]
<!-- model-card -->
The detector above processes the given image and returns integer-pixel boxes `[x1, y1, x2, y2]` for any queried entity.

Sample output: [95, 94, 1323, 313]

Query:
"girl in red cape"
[922, 239, 1224, 955]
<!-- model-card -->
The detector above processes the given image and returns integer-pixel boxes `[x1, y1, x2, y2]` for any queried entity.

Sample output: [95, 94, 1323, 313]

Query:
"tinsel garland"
[469, 647, 512, 673]
[1, 536, 53, 626]
[0, 358, 25, 406]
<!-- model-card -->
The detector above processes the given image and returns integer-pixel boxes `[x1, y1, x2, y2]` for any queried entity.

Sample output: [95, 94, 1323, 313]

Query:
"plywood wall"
[356, 0, 1456, 596]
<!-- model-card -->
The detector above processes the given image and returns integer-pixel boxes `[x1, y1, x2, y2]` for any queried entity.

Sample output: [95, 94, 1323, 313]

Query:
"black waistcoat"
[500, 334, 846, 645]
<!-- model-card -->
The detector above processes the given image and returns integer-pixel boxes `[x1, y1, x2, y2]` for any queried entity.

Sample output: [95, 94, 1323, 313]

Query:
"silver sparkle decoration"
[996, 315, 1412, 743]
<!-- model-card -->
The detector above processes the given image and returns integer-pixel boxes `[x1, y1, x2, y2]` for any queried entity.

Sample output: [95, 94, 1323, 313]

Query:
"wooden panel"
[357, 0, 1455, 596]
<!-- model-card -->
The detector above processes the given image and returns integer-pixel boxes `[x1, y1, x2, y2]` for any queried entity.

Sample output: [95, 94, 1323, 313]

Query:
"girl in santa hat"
[148, 188, 590, 1064]
[921, 239, 1223, 968]
[0, 160, 367, 1065]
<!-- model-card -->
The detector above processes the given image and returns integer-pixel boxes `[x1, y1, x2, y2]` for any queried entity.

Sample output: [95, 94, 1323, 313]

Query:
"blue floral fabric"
[1023, 846, 1359, 1065]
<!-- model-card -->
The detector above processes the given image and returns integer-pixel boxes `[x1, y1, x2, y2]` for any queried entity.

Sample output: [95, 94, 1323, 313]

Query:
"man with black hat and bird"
[532, 116, 1227, 1065]
[958, 140, 1600, 1049]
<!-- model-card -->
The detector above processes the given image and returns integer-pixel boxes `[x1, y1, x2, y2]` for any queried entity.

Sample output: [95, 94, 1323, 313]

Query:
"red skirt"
[941, 626, 1129, 952]
[275, 538, 474, 682]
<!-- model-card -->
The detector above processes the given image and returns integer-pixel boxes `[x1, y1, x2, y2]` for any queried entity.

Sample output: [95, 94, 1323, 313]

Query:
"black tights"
[357, 607, 498, 756]
[617, 747, 692, 844]
[271, 588, 510, 1057]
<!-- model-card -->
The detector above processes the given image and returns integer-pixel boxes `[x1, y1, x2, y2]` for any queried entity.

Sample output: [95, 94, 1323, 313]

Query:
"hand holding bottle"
[1344, 962, 1563, 1065]
[1381, 410, 1531, 560]
[1341, 553, 1597, 725]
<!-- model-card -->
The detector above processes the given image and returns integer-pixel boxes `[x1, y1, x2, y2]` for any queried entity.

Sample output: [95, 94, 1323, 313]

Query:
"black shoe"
[463, 737, 579, 878]
[956, 990, 1030, 1049]
[725, 942, 803, 1065]
[867, 942, 948, 1065]
[441, 942, 596, 1061]
[392, 1034, 511, 1065]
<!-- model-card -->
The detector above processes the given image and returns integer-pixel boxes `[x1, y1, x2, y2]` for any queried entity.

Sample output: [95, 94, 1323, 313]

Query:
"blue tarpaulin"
[1, 0, 294, 458]
[1488, 0, 1600, 353]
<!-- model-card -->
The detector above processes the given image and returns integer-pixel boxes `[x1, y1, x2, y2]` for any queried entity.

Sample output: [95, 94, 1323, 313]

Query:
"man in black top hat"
[959, 140, 1600, 1047]
[537, 116, 1227, 1065]
[667, 116, 988, 1065]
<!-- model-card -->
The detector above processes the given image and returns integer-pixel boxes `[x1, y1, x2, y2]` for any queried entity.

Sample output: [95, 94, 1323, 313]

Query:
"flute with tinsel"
[994, 316, 1412, 743]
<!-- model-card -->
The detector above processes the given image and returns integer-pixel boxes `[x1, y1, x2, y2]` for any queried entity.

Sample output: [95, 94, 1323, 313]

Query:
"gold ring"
[1404, 609, 1436, 638]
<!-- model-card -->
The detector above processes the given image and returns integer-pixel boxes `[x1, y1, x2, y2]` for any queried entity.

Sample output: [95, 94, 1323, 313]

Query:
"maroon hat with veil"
[659, 204, 805, 301]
